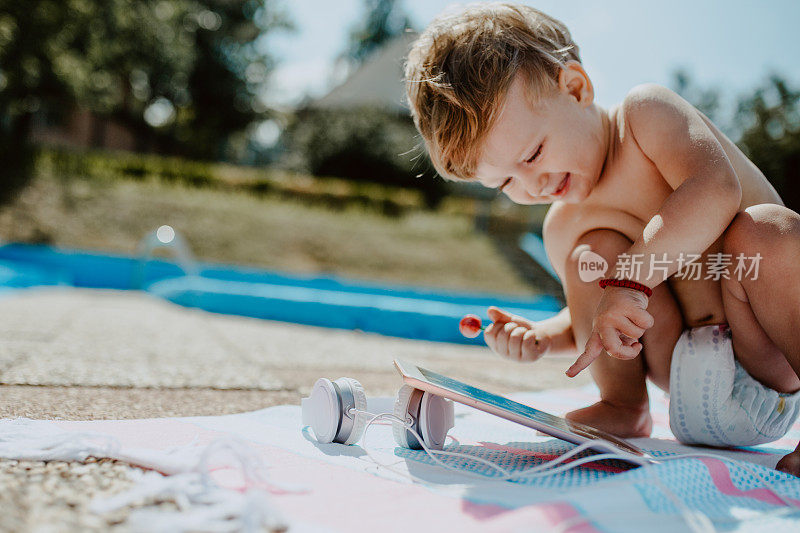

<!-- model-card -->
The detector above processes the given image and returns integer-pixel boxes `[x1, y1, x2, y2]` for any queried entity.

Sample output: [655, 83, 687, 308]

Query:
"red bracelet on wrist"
[598, 278, 653, 297]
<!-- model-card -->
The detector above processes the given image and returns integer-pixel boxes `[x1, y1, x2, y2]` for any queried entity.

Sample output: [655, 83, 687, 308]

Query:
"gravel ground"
[0, 288, 585, 532]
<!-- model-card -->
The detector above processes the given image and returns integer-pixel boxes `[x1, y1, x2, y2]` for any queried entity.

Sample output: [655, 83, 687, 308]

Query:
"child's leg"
[720, 204, 800, 392]
[718, 203, 800, 475]
[562, 229, 684, 437]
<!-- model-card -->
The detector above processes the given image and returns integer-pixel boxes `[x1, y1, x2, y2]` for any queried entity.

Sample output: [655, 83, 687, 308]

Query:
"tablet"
[394, 359, 656, 464]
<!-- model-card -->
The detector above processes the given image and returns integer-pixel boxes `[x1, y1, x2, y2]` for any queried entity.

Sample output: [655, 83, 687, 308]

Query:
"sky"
[256, 0, 800, 142]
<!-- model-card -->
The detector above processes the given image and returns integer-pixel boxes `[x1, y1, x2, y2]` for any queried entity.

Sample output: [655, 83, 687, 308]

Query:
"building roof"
[312, 32, 417, 113]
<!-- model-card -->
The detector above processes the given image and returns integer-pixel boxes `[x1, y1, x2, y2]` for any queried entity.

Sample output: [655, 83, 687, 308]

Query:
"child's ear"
[558, 60, 594, 107]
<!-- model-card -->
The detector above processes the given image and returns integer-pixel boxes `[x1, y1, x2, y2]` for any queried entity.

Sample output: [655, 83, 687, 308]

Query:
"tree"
[672, 71, 800, 212]
[671, 68, 722, 126]
[170, 0, 292, 160]
[0, 0, 186, 201]
[0, 0, 291, 201]
[0, 0, 199, 145]
[734, 76, 800, 211]
[345, 0, 413, 65]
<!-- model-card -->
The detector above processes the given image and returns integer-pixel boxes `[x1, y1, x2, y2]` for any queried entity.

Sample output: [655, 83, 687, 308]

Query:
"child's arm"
[485, 306, 576, 361]
[610, 84, 742, 287]
[536, 306, 576, 356]
[568, 85, 742, 376]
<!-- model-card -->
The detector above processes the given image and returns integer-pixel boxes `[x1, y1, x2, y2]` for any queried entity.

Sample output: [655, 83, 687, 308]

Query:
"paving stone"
[0, 287, 586, 532]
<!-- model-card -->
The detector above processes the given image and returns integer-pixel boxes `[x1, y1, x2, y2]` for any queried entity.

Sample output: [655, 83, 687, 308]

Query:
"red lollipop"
[459, 314, 484, 338]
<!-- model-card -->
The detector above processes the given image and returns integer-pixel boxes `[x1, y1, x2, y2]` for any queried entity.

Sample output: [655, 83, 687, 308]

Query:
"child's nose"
[527, 173, 550, 197]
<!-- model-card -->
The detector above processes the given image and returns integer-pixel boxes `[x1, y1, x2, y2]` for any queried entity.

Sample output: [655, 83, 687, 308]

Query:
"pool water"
[0, 243, 560, 345]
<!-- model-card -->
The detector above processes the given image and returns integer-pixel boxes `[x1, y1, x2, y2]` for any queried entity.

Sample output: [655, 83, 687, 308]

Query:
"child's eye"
[498, 177, 512, 192]
[525, 144, 543, 164]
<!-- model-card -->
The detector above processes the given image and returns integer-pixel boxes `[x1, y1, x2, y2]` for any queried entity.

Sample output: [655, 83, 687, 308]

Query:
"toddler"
[405, 2, 800, 475]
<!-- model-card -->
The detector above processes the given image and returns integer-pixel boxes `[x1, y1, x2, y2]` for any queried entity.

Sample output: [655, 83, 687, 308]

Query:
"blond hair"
[405, 3, 580, 180]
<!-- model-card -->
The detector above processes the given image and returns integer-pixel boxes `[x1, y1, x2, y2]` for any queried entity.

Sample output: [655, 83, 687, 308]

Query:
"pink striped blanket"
[2, 383, 800, 532]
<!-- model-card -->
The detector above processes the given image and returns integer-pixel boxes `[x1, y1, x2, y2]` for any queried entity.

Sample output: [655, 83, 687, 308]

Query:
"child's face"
[475, 69, 609, 205]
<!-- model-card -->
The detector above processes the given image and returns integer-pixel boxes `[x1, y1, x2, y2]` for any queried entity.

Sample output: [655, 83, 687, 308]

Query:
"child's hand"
[484, 307, 549, 362]
[566, 287, 655, 377]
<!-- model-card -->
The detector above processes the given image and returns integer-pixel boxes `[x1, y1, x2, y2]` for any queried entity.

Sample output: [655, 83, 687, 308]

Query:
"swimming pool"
[0, 243, 560, 345]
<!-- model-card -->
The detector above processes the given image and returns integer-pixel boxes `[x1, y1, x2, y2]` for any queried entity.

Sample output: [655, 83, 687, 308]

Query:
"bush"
[0, 133, 35, 205]
[281, 106, 447, 208]
[32, 147, 447, 217]
[37, 149, 216, 187]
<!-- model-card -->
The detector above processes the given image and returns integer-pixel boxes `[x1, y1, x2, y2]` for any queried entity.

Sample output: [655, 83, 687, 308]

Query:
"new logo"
[578, 249, 608, 282]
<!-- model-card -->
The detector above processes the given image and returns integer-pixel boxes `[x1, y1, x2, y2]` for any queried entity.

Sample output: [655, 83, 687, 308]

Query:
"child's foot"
[776, 449, 800, 477]
[565, 400, 652, 438]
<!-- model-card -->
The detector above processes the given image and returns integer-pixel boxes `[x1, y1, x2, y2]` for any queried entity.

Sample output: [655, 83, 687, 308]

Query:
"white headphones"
[300, 377, 454, 450]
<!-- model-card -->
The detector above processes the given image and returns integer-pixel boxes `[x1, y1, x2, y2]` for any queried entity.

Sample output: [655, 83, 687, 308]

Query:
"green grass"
[35, 148, 438, 215]
[0, 171, 541, 296]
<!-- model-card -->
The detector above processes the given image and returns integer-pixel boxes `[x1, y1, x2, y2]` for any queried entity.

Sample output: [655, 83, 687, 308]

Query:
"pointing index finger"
[566, 331, 602, 377]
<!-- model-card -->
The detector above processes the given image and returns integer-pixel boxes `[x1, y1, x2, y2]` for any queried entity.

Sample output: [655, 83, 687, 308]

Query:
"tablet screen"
[398, 360, 648, 458]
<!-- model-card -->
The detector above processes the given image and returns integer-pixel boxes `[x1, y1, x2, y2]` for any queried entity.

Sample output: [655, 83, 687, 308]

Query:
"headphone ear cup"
[392, 385, 422, 449]
[301, 378, 341, 444]
[338, 378, 368, 445]
[419, 392, 454, 451]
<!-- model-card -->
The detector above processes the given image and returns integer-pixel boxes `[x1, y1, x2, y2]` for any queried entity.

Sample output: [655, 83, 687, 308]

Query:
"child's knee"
[566, 229, 632, 284]
[564, 230, 634, 346]
[723, 204, 800, 259]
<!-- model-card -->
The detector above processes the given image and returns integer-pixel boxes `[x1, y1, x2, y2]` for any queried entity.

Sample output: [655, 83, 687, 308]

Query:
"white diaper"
[669, 324, 800, 447]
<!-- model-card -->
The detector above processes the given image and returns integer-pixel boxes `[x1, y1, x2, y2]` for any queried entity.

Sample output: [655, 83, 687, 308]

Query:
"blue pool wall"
[0, 243, 561, 345]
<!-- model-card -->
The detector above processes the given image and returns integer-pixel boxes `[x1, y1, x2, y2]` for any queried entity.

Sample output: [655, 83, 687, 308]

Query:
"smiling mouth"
[552, 173, 570, 196]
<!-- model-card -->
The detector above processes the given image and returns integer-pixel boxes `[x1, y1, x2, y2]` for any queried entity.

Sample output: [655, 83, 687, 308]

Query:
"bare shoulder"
[621, 83, 691, 117]
[621, 83, 732, 190]
[620, 83, 699, 142]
